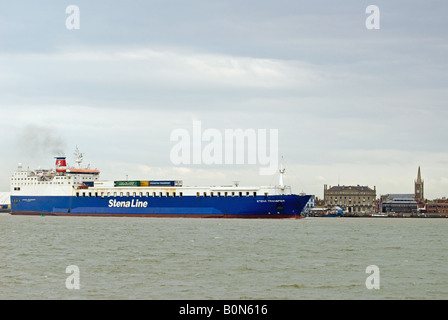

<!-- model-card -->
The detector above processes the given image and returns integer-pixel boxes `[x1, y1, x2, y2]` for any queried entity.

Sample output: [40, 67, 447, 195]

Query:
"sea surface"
[1, 213, 447, 300]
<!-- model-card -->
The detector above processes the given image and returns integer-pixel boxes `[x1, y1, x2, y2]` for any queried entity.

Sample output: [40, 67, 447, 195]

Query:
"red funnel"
[55, 157, 67, 171]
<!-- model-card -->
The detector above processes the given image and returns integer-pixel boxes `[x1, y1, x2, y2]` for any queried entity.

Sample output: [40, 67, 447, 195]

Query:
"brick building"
[426, 198, 448, 217]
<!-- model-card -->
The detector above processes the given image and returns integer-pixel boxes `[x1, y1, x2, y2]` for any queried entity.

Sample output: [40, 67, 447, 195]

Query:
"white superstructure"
[11, 149, 293, 199]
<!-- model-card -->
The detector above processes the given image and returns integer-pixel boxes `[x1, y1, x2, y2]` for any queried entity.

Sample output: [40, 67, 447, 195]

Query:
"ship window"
[210, 192, 214, 197]
[225, 192, 228, 197]
[114, 192, 117, 197]
[264, 193, 268, 199]
[153, 192, 156, 197]
[239, 192, 242, 197]
[196, 192, 199, 197]
[218, 192, 221, 197]
[173, 192, 176, 197]
[95, 192, 98, 197]
[159, 192, 163, 197]
[232, 192, 235, 197]
[253, 192, 257, 197]
[203, 192, 207, 197]
[76, 192, 79, 197]
[89, 192, 92, 197]
[166, 192, 170, 197]
[246, 192, 249, 197]
[120, 192, 123, 197]
[126, 192, 130, 197]
[180, 192, 183, 198]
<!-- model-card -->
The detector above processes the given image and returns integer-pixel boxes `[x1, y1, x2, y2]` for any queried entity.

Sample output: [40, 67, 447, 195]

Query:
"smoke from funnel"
[17, 124, 66, 156]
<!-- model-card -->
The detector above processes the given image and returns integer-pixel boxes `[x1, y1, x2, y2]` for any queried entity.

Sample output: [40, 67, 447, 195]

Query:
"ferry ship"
[10, 148, 310, 218]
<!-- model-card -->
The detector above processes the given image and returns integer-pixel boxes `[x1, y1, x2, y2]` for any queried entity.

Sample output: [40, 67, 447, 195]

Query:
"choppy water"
[1, 213, 447, 300]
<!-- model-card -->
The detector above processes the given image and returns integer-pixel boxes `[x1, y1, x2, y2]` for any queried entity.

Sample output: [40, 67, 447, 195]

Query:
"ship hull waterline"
[10, 194, 310, 219]
[10, 211, 305, 219]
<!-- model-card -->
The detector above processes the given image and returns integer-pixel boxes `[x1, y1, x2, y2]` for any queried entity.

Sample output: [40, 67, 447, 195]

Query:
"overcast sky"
[1, 0, 447, 199]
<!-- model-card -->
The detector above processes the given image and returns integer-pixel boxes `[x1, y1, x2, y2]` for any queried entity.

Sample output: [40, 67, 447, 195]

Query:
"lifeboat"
[66, 168, 100, 174]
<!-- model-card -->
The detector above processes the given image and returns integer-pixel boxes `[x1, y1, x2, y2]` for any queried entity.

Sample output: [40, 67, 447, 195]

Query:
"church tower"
[414, 166, 424, 201]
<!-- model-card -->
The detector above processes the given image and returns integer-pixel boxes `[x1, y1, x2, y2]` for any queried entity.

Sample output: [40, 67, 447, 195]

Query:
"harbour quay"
[308, 166, 448, 218]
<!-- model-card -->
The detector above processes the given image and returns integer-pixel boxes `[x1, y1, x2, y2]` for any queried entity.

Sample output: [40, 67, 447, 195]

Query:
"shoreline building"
[426, 198, 448, 217]
[378, 194, 418, 215]
[323, 184, 376, 216]
[378, 166, 424, 216]
[414, 166, 424, 202]
[0, 192, 10, 212]
[301, 193, 315, 214]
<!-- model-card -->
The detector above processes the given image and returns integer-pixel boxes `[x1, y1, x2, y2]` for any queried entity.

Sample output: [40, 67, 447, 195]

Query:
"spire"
[415, 166, 424, 201]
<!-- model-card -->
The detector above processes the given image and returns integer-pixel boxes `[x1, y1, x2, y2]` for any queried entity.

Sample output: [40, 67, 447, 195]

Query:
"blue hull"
[10, 194, 311, 218]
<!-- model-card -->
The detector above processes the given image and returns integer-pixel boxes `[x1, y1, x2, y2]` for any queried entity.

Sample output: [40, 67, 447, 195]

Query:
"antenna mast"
[74, 146, 84, 168]
[279, 156, 285, 190]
